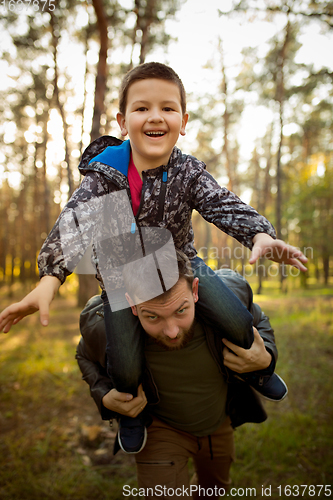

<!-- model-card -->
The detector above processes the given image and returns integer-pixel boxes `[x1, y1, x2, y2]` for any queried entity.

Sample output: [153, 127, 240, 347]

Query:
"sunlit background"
[0, 4, 333, 496]
[0, 0, 333, 288]
[2, 0, 332, 190]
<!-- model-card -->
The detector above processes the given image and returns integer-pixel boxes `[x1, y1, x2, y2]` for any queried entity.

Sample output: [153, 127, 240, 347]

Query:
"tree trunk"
[257, 125, 273, 294]
[18, 178, 28, 283]
[1, 180, 10, 284]
[275, 21, 291, 291]
[219, 38, 233, 192]
[79, 35, 90, 157]
[262, 123, 273, 213]
[78, 0, 109, 308]
[323, 255, 329, 285]
[50, 11, 74, 196]
[139, 0, 155, 64]
[90, 0, 108, 142]
[41, 108, 51, 236]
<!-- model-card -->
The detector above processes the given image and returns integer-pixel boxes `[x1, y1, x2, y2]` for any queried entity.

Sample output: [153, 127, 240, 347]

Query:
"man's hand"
[102, 384, 147, 418]
[250, 233, 308, 271]
[0, 276, 61, 333]
[222, 327, 272, 373]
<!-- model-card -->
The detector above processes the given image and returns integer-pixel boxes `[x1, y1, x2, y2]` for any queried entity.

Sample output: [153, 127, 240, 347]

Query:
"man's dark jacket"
[76, 269, 277, 429]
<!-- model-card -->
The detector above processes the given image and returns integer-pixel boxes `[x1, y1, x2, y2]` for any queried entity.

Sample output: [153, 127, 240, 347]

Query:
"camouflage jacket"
[38, 135, 276, 294]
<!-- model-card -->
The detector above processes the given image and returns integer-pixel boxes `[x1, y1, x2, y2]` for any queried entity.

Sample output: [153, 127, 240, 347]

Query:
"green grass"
[229, 292, 333, 498]
[0, 284, 332, 499]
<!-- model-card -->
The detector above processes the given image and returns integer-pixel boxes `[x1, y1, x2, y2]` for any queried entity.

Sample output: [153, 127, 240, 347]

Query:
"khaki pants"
[135, 416, 235, 499]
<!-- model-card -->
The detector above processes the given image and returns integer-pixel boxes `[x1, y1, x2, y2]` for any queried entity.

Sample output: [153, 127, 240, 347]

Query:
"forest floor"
[0, 281, 332, 499]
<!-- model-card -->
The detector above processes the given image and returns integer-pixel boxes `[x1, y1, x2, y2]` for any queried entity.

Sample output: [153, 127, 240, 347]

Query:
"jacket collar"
[78, 135, 183, 180]
[88, 139, 131, 176]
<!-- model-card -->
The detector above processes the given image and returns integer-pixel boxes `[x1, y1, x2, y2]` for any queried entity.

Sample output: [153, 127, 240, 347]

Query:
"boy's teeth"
[146, 131, 165, 136]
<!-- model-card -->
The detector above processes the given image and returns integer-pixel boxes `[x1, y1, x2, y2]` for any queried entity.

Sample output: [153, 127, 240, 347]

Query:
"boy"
[0, 62, 307, 454]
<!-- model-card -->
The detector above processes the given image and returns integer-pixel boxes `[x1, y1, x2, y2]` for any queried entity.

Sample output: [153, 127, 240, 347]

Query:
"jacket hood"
[78, 135, 125, 175]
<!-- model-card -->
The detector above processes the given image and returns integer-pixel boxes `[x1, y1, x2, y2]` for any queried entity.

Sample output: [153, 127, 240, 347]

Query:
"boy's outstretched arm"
[250, 233, 308, 271]
[0, 276, 61, 333]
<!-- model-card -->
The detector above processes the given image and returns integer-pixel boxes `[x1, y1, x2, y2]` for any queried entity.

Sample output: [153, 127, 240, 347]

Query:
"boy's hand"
[250, 233, 308, 271]
[222, 327, 271, 373]
[102, 384, 147, 418]
[0, 276, 61, 333]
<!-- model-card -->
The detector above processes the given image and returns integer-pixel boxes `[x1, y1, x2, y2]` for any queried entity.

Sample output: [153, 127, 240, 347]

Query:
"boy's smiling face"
[117, 78, 189, 172]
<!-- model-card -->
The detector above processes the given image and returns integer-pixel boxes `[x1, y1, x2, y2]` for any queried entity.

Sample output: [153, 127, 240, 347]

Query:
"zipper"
[135, 171, 147, 221]
[157, 166, 168, 221]
[144, 363, 160, 405]
[136, 460, 175, 466]
[89, 163, 166, 224]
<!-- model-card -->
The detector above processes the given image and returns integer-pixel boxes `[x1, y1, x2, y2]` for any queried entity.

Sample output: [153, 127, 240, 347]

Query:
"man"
[76, 249, 286, 498]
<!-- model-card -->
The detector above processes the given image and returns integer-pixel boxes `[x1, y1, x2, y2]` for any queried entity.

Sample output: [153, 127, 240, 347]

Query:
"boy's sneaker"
[118, 416, 147, 454]
[248, 372, 288, 401]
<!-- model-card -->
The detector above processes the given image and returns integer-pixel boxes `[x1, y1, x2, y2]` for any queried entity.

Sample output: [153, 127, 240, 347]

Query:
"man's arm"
[222, 291, 277, 375]
[222, 327, 272, 373]
[215, 268, 277, 375]
[102, 384, 147, 418]
[250, 301, 277, 369]
[76, 337, 147, 420]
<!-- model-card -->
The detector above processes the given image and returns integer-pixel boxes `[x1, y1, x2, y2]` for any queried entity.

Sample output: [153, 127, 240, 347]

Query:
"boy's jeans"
[191, 256, 253, 347]
[102, 257, 254, 396]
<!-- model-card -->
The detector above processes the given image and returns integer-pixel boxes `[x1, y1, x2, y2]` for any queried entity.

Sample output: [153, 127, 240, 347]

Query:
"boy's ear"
[116, 112, 128, 137]
[180, 113, 189, 136]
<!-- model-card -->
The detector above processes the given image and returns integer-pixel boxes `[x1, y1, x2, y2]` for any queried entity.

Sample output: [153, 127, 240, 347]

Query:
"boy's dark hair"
[123, 245, 194, 304]
[119, 62, 187, 116]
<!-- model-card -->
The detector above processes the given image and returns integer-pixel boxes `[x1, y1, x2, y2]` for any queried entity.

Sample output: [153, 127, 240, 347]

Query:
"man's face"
[116, 78, 189, 172]
[129, 277, 199, 350]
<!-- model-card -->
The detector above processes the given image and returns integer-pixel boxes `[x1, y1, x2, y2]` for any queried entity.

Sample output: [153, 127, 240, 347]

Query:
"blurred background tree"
[0, 0, 332, 301]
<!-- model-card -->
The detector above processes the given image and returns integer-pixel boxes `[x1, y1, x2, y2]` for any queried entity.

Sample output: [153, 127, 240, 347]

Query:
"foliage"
[0, 0, 332, 290]
[219, 0, 333, 29]
[0, 0, 181, 289]
[189, 0, 333, 288]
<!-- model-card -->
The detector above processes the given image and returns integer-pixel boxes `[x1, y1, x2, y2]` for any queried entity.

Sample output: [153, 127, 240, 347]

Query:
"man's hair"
[123, 246, 194, 304]
[119, 62, 187, 116]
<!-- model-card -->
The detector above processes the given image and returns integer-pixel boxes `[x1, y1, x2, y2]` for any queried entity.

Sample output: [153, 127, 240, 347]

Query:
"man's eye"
[177, 308, 186, 314]
[148, 315, 158, 321]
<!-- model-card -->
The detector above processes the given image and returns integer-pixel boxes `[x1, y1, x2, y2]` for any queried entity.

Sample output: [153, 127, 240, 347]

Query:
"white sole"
[118, 426, 148, 454]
